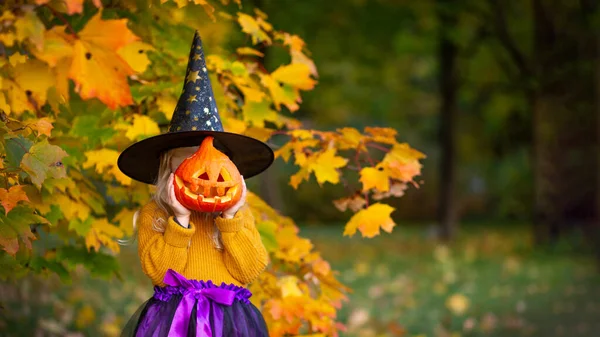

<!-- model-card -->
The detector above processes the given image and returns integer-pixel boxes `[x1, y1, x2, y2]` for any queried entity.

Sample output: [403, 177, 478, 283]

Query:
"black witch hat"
[118, 31, 274, 185]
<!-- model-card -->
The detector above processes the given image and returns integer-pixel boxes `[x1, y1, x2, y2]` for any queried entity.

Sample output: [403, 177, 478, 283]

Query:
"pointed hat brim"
[117, 131, 274, 185]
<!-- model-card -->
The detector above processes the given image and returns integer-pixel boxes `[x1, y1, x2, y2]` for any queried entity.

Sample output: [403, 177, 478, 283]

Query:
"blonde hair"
[121, 148, 223, 250]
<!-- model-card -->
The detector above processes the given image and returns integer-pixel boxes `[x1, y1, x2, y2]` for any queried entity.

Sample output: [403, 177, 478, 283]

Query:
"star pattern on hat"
[186, 70, 201, 84]
[168, 31, 224, 133]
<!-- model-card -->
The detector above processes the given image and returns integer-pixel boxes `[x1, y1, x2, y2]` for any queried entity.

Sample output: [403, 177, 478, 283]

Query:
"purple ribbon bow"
[164, 269, 237, 337]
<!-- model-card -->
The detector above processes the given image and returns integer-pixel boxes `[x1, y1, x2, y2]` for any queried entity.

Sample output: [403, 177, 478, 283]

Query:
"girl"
[118, 31, 274, 337]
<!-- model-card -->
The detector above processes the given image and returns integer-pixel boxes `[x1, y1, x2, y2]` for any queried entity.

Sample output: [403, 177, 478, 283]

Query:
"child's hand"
[221, 176, 247, 219]
[168, 173, 192, 225]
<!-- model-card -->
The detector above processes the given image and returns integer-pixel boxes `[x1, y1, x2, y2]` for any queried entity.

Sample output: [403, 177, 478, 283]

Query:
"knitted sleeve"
[214, 206, 269, 285]
[137, 203, 196, 286]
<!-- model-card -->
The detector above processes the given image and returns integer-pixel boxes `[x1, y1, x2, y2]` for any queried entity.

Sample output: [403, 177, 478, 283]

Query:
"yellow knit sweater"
[137, 201, 268, 287]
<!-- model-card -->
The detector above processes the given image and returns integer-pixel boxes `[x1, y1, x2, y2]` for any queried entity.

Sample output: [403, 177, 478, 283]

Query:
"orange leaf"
[0, 186, 30, 215]
[343, 203, 396, 238]
[27, 117, 54, 138]
[333, 194, 366, 212]
[382, 143, 425, 182]
[365, 126, 398, 144]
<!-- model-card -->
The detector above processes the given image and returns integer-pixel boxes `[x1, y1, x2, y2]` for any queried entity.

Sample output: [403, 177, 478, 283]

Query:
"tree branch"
[486, 0, 531, 79]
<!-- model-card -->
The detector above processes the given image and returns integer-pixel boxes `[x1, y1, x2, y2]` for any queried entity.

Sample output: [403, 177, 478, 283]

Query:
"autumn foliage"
[0, 0, 424, 335]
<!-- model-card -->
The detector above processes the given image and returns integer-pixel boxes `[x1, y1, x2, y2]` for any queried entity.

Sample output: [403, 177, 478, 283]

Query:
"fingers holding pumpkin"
[168, 173, 192, 219]
[222, 176, 246, 218]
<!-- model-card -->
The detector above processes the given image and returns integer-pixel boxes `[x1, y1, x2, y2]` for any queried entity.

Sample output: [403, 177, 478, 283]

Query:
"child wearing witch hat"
[118, 31, 273, 337]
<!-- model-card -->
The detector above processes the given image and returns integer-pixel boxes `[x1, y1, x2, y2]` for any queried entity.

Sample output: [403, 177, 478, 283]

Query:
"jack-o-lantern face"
[173, 136, 242, 212]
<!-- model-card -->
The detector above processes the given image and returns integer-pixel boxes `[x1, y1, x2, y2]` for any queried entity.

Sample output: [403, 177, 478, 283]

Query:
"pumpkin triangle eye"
[217, 174, 225, 182]
[199, 172, 209, 180]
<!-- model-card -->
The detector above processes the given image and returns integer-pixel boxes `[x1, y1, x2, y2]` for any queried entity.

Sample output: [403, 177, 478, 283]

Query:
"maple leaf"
[20, 140, 68, 188]
[84, 218, 124, 253]
[359, 166, 390, 192]
[381, 143, 426, 182]
[34, 13, 140, 109]
[365, 126, 398, 144]
[242, 99, 280, 127]
[343, 203, 396, 238]
[83, 148, 132, 185]
[336, 127, 365, 151]
[238, 13, 272, 44]
[116, 114, 160, 141]
[0, 185, 30, 215]
[237, 47, 264, 57]
[25, 117, 54, 138]
[333, 193, 366, 212]
[275, 226, 313, 263]
[277, 276, 303, 298]
[259, 73, 300, 112]
[0, 205, 48, 256]
[113, 208, 137, 236]
[14, 9, 45, 49]
[308, 149, 348, 186]
[117, 41, 154, 73]
[271, 64, 317, 91]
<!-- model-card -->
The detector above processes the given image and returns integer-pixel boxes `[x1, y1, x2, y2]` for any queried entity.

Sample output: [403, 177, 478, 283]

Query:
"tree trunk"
[437, 0, 459, 241]
[530, 0, 598, 245]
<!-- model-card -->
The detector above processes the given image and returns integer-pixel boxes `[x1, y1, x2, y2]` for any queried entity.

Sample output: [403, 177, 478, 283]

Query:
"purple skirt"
[121, 270, 268, 337]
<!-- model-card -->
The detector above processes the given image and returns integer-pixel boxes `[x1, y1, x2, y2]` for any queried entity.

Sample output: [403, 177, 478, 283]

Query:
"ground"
[0, 223, 598, 337]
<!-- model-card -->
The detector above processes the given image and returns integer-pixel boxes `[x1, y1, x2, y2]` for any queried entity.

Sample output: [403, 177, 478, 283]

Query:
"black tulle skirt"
[120, 270, 268, 337]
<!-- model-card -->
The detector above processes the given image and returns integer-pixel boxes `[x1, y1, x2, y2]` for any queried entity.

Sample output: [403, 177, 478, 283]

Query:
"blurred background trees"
[260, 0, 599, 250]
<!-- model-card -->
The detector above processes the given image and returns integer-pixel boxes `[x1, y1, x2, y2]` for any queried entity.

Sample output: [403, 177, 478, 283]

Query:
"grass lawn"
[0, 223, 598, 337]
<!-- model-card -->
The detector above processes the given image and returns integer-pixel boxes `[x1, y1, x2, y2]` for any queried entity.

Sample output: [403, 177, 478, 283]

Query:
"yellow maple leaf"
[83, 148, 132, 185]
[237, 13, 272, 45]
[156, 94, 177, 120]
[259, 73, 299, 112]
[118, 114, 161, 141]
[113, 208, 137, 236]
[236, 47, 264, 57]
[277, 275, 303, 298]
[242, 99, 280, 127]
[275, 226, 313, 263]
[343, 203, 396, 238]
[336, 127, 365, 150]
[359, 166, 390, 192]
[243, 126, 273, 142]
[117, 41, 154, 73]
[14, 9, 44, 49]
[53, 194, 91, 221]
[8, 53, 28, 66]
[85, 218, 123, 253]
[308, 149, 348, 186]
[11, 60, 55, 112]
[271, 63, 317, 91]
[31, 26, 74, 67]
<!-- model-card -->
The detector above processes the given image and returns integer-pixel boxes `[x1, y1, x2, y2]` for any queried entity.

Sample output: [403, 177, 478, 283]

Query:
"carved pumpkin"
[173, 136, 242, 212]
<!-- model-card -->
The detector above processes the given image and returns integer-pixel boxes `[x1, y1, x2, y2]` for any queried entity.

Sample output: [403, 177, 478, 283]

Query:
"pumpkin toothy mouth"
[174, 175, 239, 204]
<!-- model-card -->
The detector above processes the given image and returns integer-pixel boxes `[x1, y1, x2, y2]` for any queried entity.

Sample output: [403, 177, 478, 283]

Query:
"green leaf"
[56, 246, 120, 279]
[257, 221, 278, 253]
[20, 140, 68, 188]
[4, 135, 33, 169]
[69, 216, 93, 236]
[69, 115, 117, 147]
[0, 205, 47, 256]
[29, 256, 70, 283]
[45, 204, 64, 225]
